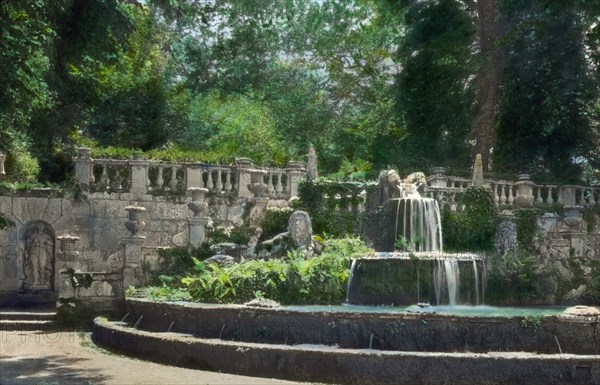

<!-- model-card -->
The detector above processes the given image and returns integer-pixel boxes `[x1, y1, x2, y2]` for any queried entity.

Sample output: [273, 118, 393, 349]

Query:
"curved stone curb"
[93, 317, 600, 385]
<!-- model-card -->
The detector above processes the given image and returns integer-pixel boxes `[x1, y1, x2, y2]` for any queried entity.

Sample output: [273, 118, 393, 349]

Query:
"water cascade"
[346, 179, 485, 306]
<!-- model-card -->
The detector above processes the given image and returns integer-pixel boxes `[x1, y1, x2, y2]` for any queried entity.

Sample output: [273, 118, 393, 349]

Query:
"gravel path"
[0, 329, 315, 385]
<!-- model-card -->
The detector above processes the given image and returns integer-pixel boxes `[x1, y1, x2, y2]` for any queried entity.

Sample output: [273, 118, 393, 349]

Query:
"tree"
[0, 0, 57, 181]
[494, 1, 596, 180]
[472, 0, 502, 171]
[394, 0, 476, 171]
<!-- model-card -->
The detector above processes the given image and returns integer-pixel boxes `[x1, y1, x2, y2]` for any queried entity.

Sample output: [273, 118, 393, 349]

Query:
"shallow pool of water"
[283, 304, 566, 317]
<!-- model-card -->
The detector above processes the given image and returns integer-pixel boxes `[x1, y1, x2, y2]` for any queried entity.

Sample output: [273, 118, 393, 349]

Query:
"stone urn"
[56, 234, 80, 262]
[248, 169, 268, 198]
[125, 204, 147, 236]
[188, 187, 209, 218]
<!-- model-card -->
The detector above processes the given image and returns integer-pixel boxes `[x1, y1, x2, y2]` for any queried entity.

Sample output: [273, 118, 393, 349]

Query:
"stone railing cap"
[125, 205, 147, 211]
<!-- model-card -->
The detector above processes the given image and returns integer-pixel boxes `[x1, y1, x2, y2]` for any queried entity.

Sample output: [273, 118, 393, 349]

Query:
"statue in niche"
[23, 223, 54, 290]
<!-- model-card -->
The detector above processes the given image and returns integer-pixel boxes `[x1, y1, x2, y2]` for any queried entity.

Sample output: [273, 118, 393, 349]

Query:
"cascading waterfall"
[473, 259, 480, 305]
[346, 177, 487, 307]
[395, 197, 443, 253]
[346, 259, 358, 303]
[392, 187, 480, 306]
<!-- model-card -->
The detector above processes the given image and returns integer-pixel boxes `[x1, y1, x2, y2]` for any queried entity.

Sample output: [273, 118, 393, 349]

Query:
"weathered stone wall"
[0, 190, 276, 305]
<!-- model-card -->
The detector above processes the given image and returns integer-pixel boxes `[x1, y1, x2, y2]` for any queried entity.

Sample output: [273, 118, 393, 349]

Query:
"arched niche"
[21, 221, 55, 292]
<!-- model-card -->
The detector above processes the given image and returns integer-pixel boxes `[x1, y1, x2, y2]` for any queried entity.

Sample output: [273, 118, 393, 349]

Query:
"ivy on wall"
[442, 187, 498, 252]
[297, 179, 378, 238]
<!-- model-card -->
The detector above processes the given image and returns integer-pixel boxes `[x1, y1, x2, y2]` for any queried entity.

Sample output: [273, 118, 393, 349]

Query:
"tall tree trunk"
[472, 0, 502, 171]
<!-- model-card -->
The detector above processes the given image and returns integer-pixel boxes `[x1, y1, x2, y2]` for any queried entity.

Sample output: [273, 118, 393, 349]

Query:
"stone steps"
[0, 306, 57, 330]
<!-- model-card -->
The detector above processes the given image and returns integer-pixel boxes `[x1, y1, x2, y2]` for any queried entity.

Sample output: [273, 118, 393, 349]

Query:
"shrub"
[179, 236, 372, 305]
[297, 179, 377, 237]
[486, 251, 555, 305]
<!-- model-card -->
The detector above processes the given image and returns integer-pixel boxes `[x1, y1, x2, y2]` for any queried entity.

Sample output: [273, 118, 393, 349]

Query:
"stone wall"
[0, 189, 289, 306]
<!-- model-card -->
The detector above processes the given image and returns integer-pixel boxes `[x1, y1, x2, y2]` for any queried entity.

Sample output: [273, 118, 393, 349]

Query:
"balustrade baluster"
[545, 186, 553, 204]
[156, 165, 164, 190]
[589, 189, 596, 206]
[267, 171, 275, 195]
[496, 183, 505, 206]
[507, 185, 514, 206]
[169, 166, 178, 191]
[557, 187, 563, 205]
[215, 168, 223, 192]
[89, 164, 96, 184]
[224, 169, 232, 192]
[206, 169, 214, 191]
[113, 168, 122, 192]
[100, 164, 109, 190]
[493, 184, 500, 206]
[535, 186, 543, 204]
[275, 171, 283, 195]
[231, 170, 238, 192]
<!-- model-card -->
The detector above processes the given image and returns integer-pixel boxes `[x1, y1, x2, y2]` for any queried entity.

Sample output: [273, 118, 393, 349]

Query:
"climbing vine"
[514, 209, 539, 252]
[442, 187, 498, 251]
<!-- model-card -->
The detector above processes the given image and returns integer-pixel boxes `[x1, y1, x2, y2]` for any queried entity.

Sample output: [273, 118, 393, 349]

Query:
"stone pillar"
[514, 174, 535, 207]
[307, 144, 318, 180]
[187, 187, 210, 247]
[128, 157, 150, 195]
[234, 158, 254, 198]
[0, 152, 5, 179]
[286, 161, 306, 198]
[472, 154, 484, 187]
[74, 147, 94, 186]
[429, 167, 447, 188]
[123, 205, 146, 288]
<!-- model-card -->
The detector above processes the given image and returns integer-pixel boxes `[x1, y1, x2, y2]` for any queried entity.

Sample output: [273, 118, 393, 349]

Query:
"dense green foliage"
[394, 0, 475, 170]
[442, 187, 499, 252]
[297, 179, 377, 237]
[1, 0, 599, 182]
[152, 237, 373, 305]
[486, 251, 555, 305]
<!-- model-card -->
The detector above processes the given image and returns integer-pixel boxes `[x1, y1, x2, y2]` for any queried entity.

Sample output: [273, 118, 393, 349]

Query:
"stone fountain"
[347, 170, 485, 306]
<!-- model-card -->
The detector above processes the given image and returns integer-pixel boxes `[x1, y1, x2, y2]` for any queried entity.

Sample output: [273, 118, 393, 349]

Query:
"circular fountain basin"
[93, 299, 600, 385]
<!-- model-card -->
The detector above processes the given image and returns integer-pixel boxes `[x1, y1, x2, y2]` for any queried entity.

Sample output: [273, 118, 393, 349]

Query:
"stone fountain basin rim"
[359, 252, 484, 261]
[94, 316, 600, 360]
[125, 298, 583, 322]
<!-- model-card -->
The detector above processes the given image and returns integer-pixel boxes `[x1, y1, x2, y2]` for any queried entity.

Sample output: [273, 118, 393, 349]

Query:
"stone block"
[43, 198, 62, 224]
[26, 197, 48, 221]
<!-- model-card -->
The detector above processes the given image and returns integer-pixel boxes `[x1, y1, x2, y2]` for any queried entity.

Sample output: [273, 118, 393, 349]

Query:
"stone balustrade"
[426, 168, 600, 209]
[74, 148, 306, 199]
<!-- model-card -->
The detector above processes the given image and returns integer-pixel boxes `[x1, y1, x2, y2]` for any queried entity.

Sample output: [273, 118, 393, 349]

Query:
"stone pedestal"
[286, 161, 306, 198]
[74, 147, 94, 185]
[234, 158, 254, 198]
[128, 159, 150, 195]
[123, 235, 145, 288]
[429, 167, 447, 188]
[560, 186, 578, 206]
[56, 234, 80, 263]
[187, 187, 210, 248]
[188, 217, 210, 247]
[514, 174, 535, 207]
